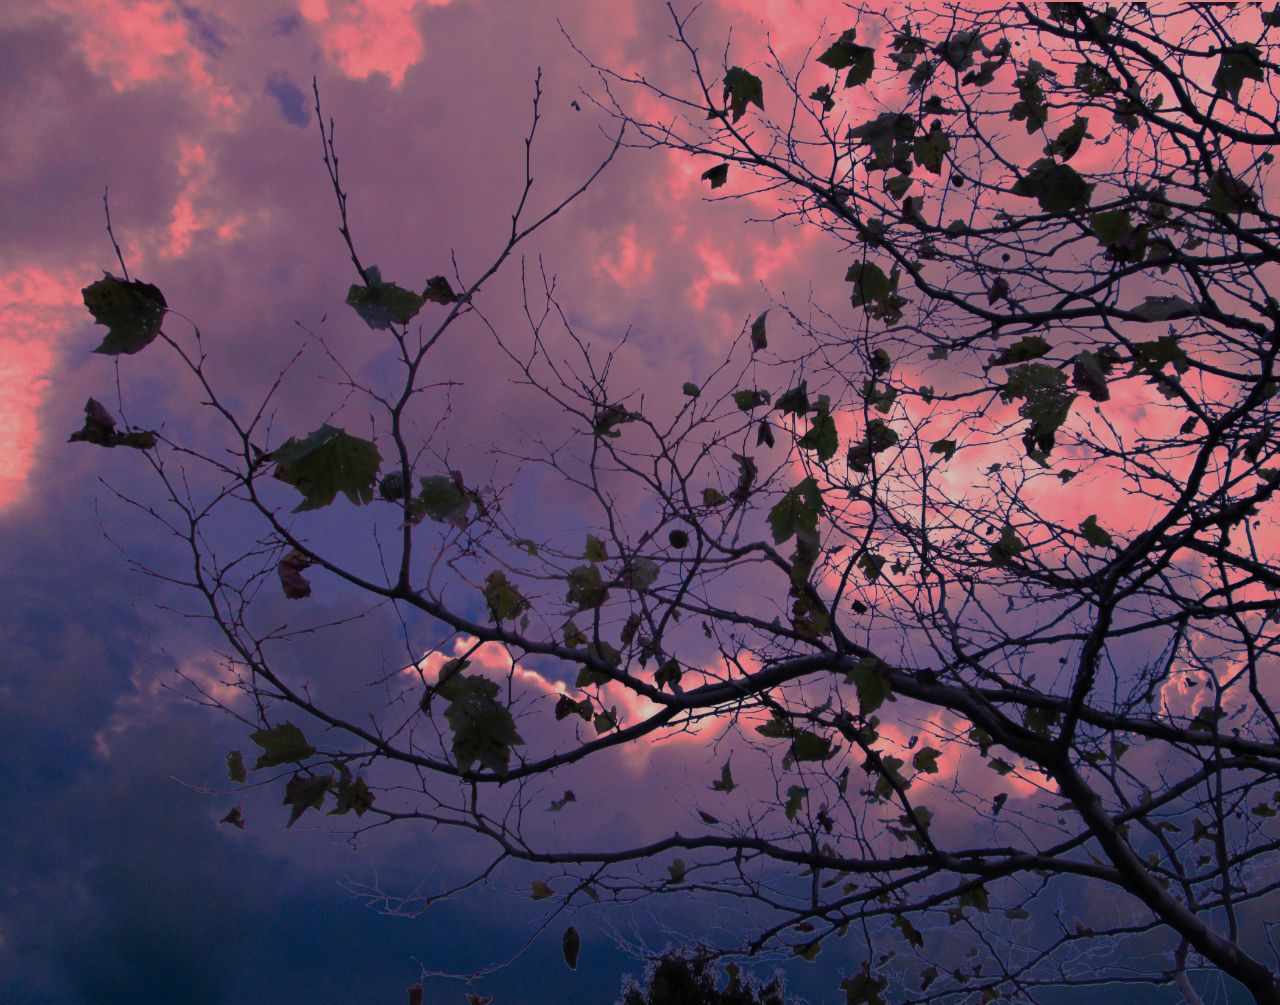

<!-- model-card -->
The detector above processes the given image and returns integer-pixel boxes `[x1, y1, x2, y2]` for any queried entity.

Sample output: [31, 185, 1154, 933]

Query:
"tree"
[619, 948, 787, 1005]
[74, 4, 1280, 1003]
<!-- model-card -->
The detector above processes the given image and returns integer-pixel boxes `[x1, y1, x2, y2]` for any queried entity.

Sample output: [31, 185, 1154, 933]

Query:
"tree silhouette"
[75, 4, 1280, 1003]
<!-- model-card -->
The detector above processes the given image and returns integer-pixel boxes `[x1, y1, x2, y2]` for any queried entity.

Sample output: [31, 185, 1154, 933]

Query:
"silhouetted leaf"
[346, 267, 425, 329]
[283, 772, 334, 826]
[484, 570, 530, 622]
[1080, 514, 1112, 548]
[423, 275, 457, 304]
[562, 927, 581, 970]
[251, 721, 316, 768]
[270, 425, 381, 511]
[723, 66, 764, 123]
[701, 163, 729, 189]
[1213, 43, 1263, 101]
[750, 310, 769, 350]
[1044, 116, 1090, 160]
[768, 477, 824, 544]
[82, 274, 166, 354]
[438, 672, 524, 775]
[1011, 158, 1093, 214]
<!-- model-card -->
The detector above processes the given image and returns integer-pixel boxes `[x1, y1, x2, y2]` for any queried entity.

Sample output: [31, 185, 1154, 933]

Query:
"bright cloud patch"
[0, 267, 83, 512]
[298, 0, 453, 87]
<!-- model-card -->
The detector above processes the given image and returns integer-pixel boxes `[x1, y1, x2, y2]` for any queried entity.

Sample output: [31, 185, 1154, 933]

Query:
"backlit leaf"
[251, 721, 316, 769]
[270, 425, 381, 511]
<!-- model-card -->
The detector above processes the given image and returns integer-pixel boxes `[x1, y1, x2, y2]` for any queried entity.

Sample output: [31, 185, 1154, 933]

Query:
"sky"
[0, 2, 1272, 1004]
[0, 1, 852, 1002]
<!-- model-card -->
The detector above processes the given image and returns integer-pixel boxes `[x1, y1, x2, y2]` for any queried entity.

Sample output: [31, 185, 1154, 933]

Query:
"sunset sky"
[0, 2, 859, 1001]
[2, 3, 1273, 1004]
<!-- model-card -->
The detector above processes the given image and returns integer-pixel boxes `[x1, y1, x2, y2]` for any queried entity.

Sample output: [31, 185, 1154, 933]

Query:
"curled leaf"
[278, 549, 313, 599]
[562, 926, 581, 970]
[68, 398, 157, 450]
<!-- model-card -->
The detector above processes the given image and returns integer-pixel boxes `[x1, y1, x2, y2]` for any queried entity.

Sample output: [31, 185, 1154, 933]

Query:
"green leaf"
[1011, 158, 1094, 214]
[682, 381, 701, 397]
[776, 382, 811, 415]
[1090, 210, 1133, 247]
[1207, 169, 1258, 214]
[931, 439, 957, 460]
[531, 879, 555, 900]
[1044, 116, 1090, 161]
[885, 174, 914, 199]
[702, 487, 727, 507]
[768, 477, 824, 544]
[593, 708, 617, 734]
[270, 425, 381, 511]
[989, 335, 1051, 367]
[723, 66, 764, 123]
[847, 111, 917, 171]
[667, 858, 688, 883]
[913, 747, 941, 774]
[227, 749, 247, 783]
[1001, 363, 1076, 458]
[330, 773, 375, 816]
[562, 927, 581, 970]
[701, 163, 729, 189]
[846, 262, 891, 307]
[415, 474, 473, 526]
[422, 275, 457, 304]
[893, 914, 924, 948]
[846, 656, 892, 715]
[842, 964, 888, 1005]
[1079, 514, 1112, 548]
[750, 310, 769, 351]
[989, 524, 1024, 566]
[345, 268, 425, 329]
[733, 389, 770, 411]
[912, 120, 950, 174]
[483, 570, 530, 622]
[1010, 59, 1050, 133]
[584, 534, 608, 563]
[282, 772, 334, 826]
[250, 722, 316, 769]
[656, 658, 683, 690]
[958, 885, 990, 912]
[1213, 43, 1263, 101]
[799, 409, 839, 461]
[439, 672, 524, 775]
[82, 274, 167, 355]
[809, 83, 835, 111]
[566, 564, 609, 611]
[859, 553, 886, 582]
[818, 29, 875, 86]
[790, 729, 836, 763]
[783, 784, 807, 821]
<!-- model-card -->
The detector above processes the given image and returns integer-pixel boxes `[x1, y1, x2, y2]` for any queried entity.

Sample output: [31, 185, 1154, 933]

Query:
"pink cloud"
[298, 0, 453, 87]
[0, 267, 84, 513]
